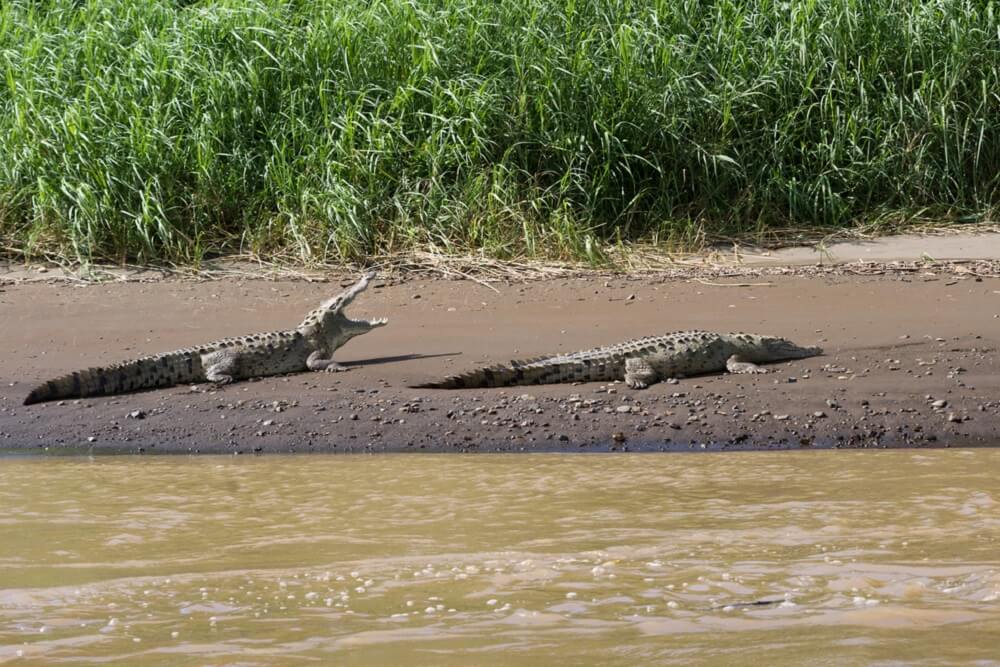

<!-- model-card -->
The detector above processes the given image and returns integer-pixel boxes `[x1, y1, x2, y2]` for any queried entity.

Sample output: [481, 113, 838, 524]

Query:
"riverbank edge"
[2, 235, 999, 454]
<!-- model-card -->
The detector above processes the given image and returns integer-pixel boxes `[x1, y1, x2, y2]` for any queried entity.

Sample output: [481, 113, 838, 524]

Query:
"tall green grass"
[1, 0, 998, 264]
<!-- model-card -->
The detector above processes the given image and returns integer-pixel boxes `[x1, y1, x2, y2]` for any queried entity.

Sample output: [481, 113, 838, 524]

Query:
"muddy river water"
[1, 450, 998, 665]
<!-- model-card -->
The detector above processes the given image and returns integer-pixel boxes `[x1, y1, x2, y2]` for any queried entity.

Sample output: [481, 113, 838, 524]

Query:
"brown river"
[1, 450, 999, 666]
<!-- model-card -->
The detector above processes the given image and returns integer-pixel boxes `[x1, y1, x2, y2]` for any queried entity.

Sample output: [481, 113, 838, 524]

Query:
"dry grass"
[5, 223, 1000, 287]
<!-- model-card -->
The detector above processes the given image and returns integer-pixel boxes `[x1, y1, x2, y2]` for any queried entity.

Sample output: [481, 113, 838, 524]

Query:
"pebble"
[931, 399, 948, 409]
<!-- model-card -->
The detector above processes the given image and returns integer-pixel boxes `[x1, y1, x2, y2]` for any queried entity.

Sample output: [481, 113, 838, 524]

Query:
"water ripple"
[0, 450, 998, 665]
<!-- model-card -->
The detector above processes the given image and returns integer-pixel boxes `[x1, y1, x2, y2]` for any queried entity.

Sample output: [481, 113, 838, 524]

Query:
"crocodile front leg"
[306, 350, 347, 372]
[625, 357, 660, 389]
[726, 354, 767, 374]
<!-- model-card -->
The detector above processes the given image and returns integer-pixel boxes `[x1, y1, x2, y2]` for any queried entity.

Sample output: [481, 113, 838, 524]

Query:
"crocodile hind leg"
[726, 355, 767, 374]
[204, 352, 238, 385]
[625, 357, 659, 389]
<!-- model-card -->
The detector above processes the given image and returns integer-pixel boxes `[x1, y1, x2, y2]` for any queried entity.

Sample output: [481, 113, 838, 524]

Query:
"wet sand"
[1, 262, 999, 453]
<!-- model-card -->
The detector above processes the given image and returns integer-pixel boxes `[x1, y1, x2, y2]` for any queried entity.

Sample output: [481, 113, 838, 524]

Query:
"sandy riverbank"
[1, 247, 999, 453]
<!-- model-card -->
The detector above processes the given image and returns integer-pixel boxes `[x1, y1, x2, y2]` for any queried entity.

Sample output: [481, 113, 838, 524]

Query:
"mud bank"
[1, 265, 998, 453]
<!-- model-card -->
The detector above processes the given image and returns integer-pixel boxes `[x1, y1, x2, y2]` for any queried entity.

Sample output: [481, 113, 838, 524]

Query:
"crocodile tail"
[23, 351, 203, 405]
[410, 357, 614, 389]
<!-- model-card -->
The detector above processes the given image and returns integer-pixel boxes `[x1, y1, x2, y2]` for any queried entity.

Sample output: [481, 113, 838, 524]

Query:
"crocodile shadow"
[342, 352, 459, 368]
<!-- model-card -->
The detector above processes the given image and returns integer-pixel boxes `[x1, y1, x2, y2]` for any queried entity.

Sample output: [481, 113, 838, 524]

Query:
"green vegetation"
[1, 0, 998, 265]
